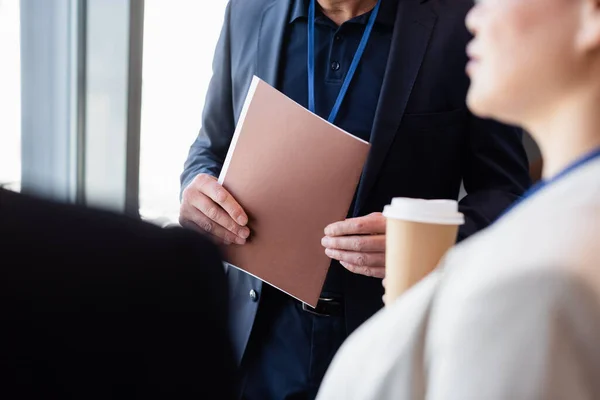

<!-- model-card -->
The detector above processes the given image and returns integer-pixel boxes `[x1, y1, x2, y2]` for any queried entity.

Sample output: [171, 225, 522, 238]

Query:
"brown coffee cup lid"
[383, 198, 465, 225]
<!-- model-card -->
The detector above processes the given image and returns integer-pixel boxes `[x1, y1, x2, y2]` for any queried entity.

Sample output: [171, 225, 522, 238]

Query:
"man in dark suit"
[179, 0, 532, 398]
[0, 188, 234, 399]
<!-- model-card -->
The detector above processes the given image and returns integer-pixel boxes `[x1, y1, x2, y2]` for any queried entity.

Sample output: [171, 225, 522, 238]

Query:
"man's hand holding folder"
[179, 171, 388, 280]
[322, 212, 386, 279]
[180, 173, 250, 246]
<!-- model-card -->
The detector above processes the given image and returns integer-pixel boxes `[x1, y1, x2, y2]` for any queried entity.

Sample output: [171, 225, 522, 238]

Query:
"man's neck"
[317, 0, 378, 26]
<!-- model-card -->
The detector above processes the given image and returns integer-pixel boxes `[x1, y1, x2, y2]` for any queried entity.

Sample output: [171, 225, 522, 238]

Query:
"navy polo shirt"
[279, 0, 395, 141]
[277, 0, 396, 295]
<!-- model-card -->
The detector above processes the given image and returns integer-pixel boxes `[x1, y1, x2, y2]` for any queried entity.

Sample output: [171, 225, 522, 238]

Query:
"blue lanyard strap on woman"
[307, 0, 381, 124]
[523, 147, 600, 200]
[499, 146, 600, 219]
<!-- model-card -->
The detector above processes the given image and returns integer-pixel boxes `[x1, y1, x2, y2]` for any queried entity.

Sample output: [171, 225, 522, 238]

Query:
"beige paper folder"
[218, 76, 370, 307]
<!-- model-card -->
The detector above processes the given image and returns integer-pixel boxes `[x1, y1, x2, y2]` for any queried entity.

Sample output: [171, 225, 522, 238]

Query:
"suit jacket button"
[249, 290, 258, 302]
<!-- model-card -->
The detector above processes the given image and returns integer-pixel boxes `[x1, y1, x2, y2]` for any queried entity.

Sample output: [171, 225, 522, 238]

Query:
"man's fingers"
[189, 192, 249, 239]
[321, 234, 385, 252]
[195, 175, 248, 226]
[339, 261, 385, 279]
[181, 174, 250, 242]
[182, 222, 233, 246]
[324, 248, 385, 269]
[179, 208, 246, 245]
[324, 213, 385, 236]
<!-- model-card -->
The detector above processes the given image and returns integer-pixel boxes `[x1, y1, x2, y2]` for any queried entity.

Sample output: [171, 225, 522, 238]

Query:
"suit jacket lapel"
[256, 0, 292, 87]
[353, 0, 437, 215]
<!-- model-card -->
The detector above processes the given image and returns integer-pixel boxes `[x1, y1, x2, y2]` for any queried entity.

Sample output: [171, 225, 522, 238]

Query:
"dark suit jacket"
[181, 0, 532, 365]
[0, 189, 234, 399]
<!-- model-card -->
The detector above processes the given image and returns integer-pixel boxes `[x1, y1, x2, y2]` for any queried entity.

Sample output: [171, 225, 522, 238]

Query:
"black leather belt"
[301, 297, 343, 317]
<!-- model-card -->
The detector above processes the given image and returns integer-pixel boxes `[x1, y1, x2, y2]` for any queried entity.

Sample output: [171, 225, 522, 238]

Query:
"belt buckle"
[302, 297, 336, 317]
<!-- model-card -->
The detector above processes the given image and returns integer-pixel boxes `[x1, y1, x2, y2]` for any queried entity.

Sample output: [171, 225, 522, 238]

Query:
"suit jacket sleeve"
[180, 1, 234, 195]
[427, 267, 600, 400]
[458, 114, 532, 241]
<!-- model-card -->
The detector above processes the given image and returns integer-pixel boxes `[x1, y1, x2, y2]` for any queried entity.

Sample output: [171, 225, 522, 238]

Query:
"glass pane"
[0, 0, 21, 192]
[139, 0, 229, 222]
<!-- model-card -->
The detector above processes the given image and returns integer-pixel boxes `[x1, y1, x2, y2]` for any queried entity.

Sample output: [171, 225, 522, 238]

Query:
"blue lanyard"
[308, 0, 381, 124]
[500, 146, 600, 218]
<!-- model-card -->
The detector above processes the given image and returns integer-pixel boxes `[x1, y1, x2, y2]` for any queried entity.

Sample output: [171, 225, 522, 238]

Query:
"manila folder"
[218, 76, 370, 307]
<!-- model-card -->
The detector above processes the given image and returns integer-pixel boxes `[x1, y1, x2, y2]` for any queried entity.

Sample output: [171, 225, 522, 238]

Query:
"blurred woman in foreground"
[317, 0, 600, 398]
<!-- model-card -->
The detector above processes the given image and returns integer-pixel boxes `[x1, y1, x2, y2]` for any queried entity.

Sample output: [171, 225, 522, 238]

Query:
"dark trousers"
[239, 287, 346, 400]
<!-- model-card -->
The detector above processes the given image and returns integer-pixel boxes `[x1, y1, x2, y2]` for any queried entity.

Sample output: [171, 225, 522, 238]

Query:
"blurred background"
[0, 0, 228, 225]
[0, 0, 541, 225]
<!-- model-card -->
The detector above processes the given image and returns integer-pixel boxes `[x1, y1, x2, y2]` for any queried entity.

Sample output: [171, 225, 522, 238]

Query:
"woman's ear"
[576, 0, 600, 53]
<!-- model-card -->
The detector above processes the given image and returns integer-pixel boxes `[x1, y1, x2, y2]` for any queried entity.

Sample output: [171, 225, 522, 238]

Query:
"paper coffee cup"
[382, 198, 464, 305]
